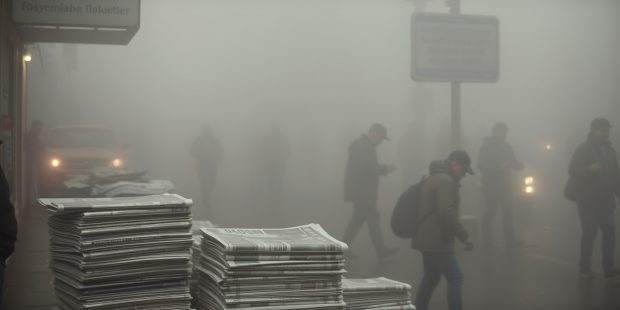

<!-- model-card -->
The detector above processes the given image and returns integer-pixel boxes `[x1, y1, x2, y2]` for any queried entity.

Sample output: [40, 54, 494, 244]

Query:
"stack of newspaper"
[190, 220, 216, 308]
[342, 277, 415, 310]
[38, 194, 194, 310]
[196, 223, 348, 310]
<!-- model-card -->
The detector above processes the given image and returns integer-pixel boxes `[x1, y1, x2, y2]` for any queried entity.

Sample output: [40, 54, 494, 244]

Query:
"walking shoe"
[604, 268, 620, 279]
[378, 247, 399, 259]
[579, 269, 595, 279]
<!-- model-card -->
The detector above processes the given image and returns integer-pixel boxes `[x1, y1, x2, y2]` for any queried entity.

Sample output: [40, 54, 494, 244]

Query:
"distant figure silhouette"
[567, 118, 620, 279]
[191, 124, 223, 216]
[342, 123, 398, 260]
[259, 121, 290, 211]
[477, 122, 524, 248]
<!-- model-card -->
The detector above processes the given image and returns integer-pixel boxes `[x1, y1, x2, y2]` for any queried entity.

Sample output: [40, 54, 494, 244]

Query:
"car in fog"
[39, 126, 128, 196]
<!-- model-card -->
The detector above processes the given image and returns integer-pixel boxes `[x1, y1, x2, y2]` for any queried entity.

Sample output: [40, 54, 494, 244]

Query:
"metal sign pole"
[449, 0, 461, 151]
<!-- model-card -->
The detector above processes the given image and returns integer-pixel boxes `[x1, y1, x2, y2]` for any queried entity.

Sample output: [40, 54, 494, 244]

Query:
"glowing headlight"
[545, 144, 552, 151]
[50, 158, 61, 168]
[111, 158, 123, 167]
[525, 186, 534, 194]
[524, 176, 534, 185]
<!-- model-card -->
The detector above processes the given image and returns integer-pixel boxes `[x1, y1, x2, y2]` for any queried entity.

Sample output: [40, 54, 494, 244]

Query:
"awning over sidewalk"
[11, 0, 140, 45]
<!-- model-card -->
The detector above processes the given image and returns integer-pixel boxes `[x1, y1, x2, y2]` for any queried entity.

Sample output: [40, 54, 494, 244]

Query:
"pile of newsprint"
[190, 220, 217, 308]
[196, 223, 348, 309]
[342, 277, 416, 310]
[38, 194, 193, 310]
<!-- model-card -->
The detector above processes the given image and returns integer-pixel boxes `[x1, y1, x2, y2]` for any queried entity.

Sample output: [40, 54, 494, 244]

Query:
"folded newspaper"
[39, 194, 194, 310]
[196, 224, 347, 310]
[190, 220, 217, 309]
[342, 277, 416, 310]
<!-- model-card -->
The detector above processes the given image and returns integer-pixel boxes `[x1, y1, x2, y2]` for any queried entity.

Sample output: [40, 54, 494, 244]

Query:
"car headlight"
[111, 158, 123, 167]
[50, 158, 61, 168]
[524, 176, 534, 186]
[525, 186, 535, 194]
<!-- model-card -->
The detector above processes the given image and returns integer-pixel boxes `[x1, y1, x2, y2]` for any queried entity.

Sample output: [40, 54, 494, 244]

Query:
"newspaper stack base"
[190, 220, 216, 308]
[197, 223, 348, 310]
[342, 277, 416, 310]
[38, 194, 194, 310]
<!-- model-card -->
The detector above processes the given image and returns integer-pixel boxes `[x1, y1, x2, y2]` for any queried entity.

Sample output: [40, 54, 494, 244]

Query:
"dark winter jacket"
[477, 136, 524, 192]
[411, 160, 469, 253]
[0, 165, 17, 261]
[568, 134, 620, 207]
[343, 135, 389, 205]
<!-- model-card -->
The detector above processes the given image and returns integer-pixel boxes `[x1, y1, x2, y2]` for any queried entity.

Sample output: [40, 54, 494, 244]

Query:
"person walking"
[567, 117, 620, 278]
[259, 121, 290, 210]
[191, 124, 223, 216]
[342, 123, 398, 259]
[412, 150, 474, 310]
[477, 122, 524, 248]
[0, 162, 17, 306]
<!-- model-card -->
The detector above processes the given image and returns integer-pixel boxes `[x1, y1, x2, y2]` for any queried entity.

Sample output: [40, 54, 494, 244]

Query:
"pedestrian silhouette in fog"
[25, 120, 44, 204]
[0, 160, 17, 306]
[566, 118, 620, 279]
[477, 122, 524, 248]
[342, 123, 398, 259]
[259, 121, 290, 212]
[191, 124, 223, 216]
[412, 150, 474, 310]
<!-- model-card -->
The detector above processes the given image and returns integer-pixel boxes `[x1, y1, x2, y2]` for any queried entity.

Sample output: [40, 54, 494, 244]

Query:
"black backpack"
[390, 176, 428, 238]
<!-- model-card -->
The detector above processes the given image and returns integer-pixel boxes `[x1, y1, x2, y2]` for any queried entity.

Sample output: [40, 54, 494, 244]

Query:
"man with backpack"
[412, 150, 474, 310]
[567, 117, 620, 279]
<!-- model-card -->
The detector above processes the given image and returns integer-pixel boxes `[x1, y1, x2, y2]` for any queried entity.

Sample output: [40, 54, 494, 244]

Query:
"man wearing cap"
[412, 150, 474, 310]
[568, 117, 620, 279]
[343, 123, 398, 259]
[477, 122, 525, 248]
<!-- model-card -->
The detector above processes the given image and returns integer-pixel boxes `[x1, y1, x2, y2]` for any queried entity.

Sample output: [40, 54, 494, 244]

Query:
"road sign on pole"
[411, 13, 499, 83]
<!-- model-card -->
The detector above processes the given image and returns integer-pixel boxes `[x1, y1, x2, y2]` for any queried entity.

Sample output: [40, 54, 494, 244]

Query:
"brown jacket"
[411, 161, 469, 253]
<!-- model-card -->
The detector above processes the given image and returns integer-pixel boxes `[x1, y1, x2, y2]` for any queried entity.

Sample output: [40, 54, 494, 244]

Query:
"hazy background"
[24, 0, 620, 245]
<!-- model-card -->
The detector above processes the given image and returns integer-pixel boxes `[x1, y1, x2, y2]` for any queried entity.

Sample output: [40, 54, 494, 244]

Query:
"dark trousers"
[198, 173, 217, 215]
[0, 260, 5, 307]
[576, 203, 615, 272]
[342, 199, 388, 254]
[482, 189, 517, 246]
[415, 252, 464, 310]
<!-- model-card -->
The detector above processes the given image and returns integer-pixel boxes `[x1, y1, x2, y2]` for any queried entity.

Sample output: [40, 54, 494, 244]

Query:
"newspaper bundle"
[342, 277, 416, 310]
[38, 194, 194, 310]
[190, 220, 217, 308]
[196, 223, 348, 310]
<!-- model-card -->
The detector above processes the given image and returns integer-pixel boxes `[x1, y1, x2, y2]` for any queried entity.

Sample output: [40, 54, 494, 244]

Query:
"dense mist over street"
[12, 0, 620, 308]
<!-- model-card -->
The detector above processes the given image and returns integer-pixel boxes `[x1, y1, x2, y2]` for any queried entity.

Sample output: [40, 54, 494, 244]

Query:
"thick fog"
[24, 0, 620, 278]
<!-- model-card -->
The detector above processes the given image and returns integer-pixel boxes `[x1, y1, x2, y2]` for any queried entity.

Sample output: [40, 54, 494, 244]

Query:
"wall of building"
[1, 0, 26, 215]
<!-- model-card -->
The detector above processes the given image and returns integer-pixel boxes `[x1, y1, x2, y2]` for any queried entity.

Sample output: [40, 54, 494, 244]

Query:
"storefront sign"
[13, 0, 139, 28]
